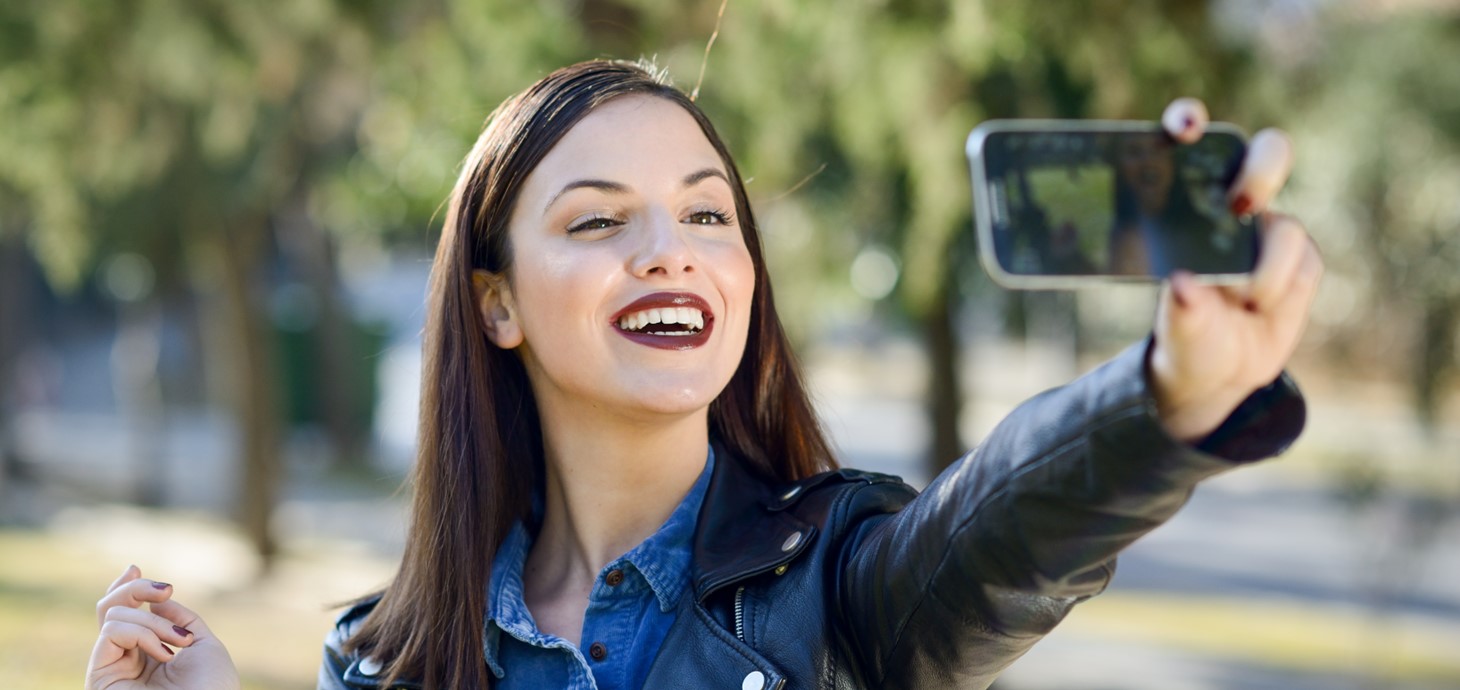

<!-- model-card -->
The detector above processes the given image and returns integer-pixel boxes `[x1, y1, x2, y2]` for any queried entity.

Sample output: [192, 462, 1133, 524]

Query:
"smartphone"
[966, 119, 1257, 290]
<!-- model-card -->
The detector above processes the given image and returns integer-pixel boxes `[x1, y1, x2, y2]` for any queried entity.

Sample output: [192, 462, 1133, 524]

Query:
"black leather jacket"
[319, 340, 1304, 689]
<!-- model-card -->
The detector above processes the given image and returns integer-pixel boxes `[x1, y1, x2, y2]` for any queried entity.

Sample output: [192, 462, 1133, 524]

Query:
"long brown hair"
[344, 59, 836, 689]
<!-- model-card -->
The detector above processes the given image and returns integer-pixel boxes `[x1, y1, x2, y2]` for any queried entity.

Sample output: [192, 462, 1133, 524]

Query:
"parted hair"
[342, 59, 837, 689]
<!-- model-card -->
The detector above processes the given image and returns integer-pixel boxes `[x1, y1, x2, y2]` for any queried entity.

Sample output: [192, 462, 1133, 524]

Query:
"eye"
[685, 208, 735, 226]
[567, 214, 622, 234]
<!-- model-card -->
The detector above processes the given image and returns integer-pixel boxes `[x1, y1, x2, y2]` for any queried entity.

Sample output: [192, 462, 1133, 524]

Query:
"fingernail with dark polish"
[174, 625, 193, 637]
[1231, 194, 1253, 217]
[152, 581, 171, 590]
[164, 645, 174, 655]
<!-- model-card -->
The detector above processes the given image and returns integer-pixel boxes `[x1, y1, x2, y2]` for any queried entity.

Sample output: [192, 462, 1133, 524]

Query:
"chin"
[610, 374, 728, 419]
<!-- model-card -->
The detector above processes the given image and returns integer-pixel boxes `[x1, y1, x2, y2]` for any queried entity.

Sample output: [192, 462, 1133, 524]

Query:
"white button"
[779, 486, 801, 501]
[742, 670, 766, 690]
[781, 531, 802, 552]
[358, 656, 382, 676]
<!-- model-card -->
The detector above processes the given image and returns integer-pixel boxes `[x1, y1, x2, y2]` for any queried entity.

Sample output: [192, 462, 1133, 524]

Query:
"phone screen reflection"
[984, 130, 1256, 279]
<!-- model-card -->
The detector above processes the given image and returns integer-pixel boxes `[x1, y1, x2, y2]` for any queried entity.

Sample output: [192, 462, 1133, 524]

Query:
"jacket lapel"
[691, 444, 817, 602]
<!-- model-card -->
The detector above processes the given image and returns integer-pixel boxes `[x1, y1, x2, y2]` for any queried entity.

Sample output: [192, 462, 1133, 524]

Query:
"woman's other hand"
[1149, 98, 1323, 443]
[86, 565, 241, 690]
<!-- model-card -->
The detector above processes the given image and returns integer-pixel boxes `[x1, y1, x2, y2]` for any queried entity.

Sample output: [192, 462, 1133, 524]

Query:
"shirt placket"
[578, 562, 648, 690]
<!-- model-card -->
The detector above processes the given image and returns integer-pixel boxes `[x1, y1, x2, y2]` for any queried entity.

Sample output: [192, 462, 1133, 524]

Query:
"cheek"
[510, 250, 617, 340]
[720, 245, 758, 318]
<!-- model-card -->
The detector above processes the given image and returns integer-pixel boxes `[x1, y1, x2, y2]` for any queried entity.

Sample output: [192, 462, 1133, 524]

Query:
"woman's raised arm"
[834, 101, 1318, 687]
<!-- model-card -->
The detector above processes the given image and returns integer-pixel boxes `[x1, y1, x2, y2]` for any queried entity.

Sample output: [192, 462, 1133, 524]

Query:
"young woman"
[85, 60, 1319, 690]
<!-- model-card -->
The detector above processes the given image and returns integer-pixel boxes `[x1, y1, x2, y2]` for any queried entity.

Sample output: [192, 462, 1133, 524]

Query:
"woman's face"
[1117, 133, 1176, 215]
[485, 95, 755, 422]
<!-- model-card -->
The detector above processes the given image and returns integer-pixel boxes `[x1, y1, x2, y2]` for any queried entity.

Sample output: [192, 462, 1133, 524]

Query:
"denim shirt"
[484, 448, 714, 690]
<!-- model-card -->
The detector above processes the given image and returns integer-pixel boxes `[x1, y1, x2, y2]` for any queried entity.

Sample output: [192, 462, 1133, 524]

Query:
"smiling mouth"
[612, 293, 715, 350]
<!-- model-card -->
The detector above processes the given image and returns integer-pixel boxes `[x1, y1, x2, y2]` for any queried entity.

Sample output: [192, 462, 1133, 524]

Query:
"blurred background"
[2, 0, 1458, 688]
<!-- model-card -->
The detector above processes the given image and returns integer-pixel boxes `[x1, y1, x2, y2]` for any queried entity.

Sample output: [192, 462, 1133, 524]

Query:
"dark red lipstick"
[611, 292, 714, 350]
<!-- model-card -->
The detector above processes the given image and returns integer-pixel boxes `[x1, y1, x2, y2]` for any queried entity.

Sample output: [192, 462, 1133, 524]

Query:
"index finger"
[1228, 128, 1294, 217]
[97, 577, 174, 628]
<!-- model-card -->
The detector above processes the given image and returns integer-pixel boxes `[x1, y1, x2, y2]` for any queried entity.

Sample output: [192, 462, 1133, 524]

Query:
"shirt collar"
[483, 446, 715, 676]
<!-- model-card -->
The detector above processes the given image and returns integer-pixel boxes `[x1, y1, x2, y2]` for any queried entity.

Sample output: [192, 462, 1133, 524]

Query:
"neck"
[525, 401, 711, 597]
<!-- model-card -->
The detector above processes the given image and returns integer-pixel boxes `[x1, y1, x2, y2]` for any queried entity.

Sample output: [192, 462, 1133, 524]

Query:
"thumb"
[1160, 270, 1221, 341]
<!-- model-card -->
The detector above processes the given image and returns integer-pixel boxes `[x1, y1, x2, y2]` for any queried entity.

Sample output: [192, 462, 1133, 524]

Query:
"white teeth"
[617, 306, 707, 333]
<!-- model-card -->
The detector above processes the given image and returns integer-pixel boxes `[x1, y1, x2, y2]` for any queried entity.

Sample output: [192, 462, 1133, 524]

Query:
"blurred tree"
[0, 0, 587, 567]
[1275, 9, 1460, 435]
[0, 0, 353, 567]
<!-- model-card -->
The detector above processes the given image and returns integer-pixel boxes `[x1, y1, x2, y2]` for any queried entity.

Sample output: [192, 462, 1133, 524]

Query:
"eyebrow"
[543, 167, 730, 214]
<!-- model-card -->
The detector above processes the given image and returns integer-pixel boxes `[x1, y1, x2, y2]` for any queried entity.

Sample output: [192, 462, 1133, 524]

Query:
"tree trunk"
[276, 197, 366, 469]
[213, 216, 282, 572]
[0, 233, 27, 512]
[1414, 295, 1459, 436]
[925, 281, 963, 477]
[113, 299, 167, 506]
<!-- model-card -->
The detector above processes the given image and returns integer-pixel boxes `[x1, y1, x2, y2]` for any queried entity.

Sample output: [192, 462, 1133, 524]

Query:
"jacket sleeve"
[836, 338, 1305, 688]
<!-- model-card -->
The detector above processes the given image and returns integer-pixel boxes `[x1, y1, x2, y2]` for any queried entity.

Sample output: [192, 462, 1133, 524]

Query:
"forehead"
[524, 95, 727, 191]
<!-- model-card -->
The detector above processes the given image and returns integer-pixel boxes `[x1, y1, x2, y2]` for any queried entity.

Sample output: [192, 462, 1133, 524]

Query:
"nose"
[629, 208, 696, 278]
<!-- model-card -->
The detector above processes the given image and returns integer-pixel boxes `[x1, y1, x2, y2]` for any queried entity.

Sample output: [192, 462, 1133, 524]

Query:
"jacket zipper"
[735, 586, 786, 689]
[734, 586, 746, 642]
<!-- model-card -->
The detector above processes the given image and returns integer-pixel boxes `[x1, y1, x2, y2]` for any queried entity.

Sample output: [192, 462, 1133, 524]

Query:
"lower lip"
[614, 319, 714, 350]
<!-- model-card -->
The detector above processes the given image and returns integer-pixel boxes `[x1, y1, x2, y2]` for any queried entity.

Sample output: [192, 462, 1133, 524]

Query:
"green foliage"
[2, 0, 1455, 416]
[1274, 12, 1460, 425]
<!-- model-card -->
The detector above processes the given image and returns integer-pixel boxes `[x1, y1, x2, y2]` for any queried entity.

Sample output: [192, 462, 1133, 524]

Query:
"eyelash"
[567, 214, 623, 234]
[687, 207, 735, 226]
[566, 208, 736, 234]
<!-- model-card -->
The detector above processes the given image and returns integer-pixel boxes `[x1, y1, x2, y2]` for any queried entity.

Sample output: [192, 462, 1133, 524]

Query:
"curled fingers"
[1244, 214, 1314, 313]
[105, 605, 196, 650]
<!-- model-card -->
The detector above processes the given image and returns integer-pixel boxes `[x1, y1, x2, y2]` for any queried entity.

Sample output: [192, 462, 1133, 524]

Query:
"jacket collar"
[691, 443, 818, 602]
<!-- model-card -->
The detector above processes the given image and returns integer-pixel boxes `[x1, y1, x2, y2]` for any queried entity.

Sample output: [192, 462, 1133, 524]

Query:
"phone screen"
[974, 125, 1256, 283]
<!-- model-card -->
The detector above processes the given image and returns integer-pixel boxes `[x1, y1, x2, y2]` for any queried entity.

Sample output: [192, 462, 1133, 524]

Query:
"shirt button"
[605, 569, 625, 586]
[742, 670, 766, 690]
[589, 642, 608, 661]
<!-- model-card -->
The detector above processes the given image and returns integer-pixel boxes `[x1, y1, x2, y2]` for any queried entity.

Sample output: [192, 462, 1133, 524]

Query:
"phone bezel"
[965, 119, 1254, 290]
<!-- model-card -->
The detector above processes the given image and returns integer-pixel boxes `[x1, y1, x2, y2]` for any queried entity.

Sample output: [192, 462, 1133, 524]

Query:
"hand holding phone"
[965, 102, 1321, 448]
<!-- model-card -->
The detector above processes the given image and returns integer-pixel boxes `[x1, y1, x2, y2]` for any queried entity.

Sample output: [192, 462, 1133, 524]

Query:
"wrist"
[1147, 353, 1252, 445]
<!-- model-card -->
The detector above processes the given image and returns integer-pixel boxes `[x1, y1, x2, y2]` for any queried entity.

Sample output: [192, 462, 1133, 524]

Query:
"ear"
[471, 269, 524, 349]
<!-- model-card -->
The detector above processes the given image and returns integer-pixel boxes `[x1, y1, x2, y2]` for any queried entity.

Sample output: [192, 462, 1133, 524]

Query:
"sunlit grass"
[1063, 591, 1460, 686]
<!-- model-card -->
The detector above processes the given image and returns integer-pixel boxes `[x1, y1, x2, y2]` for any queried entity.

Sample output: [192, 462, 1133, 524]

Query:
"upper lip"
[611, 291, 714, 325]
